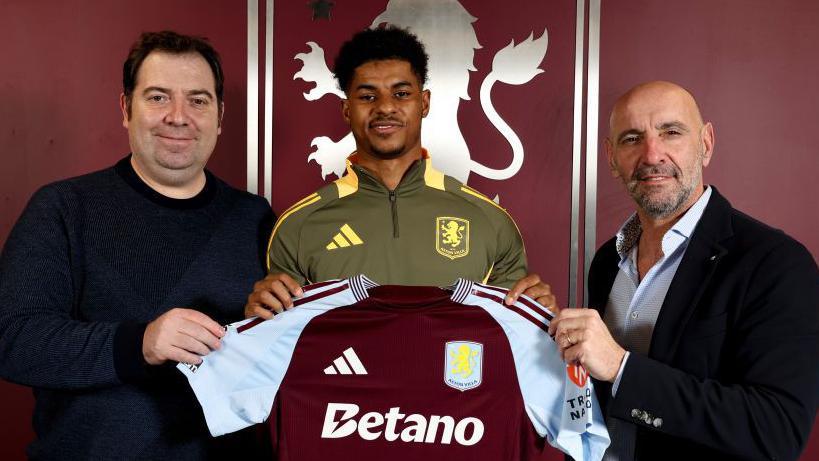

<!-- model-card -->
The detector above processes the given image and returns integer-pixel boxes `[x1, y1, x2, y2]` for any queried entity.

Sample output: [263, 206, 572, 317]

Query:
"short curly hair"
[333, 26, 428, 95]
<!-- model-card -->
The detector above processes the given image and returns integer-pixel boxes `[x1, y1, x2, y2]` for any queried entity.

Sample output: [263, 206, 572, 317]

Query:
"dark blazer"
[587, 187, 819, 461]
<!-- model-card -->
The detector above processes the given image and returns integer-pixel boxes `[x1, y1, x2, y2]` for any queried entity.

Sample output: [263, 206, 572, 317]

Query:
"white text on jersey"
[321, 403, 484, 446]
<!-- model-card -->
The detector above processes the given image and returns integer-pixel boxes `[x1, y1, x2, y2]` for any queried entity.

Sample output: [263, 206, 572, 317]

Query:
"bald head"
[609, 81, 704, 139]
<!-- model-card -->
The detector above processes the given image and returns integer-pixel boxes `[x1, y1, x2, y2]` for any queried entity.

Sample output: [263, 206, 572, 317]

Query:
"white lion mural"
[294, 0, 548, 184]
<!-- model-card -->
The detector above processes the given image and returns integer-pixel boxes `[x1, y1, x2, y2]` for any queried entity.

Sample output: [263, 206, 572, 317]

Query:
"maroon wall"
[0, 1, 248, 458]
[596, 1, 819, 459]
[1, 0, 817, 459]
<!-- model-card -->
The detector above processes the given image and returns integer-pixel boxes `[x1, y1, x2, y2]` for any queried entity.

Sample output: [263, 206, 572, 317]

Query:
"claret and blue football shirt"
[178, 276, 609, 460]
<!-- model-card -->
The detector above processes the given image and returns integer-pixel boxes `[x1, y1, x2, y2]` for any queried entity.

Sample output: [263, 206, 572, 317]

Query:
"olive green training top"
[267, 153, 527, 288]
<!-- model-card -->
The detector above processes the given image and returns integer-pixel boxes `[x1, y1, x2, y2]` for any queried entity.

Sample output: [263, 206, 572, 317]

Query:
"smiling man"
[122, 50, 223, 198]
[0, 31, 272, 459]
[245, 26, 554, 317]
[548, 81, 819, 460]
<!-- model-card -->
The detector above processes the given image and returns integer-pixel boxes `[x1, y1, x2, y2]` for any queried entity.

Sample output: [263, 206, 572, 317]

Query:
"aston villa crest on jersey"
[436, 217, 470, 260]
[444, 341, 483, 391]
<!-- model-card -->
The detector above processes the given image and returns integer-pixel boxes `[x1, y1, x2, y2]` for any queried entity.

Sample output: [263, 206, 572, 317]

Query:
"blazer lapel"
[587, 239, 619, 313]
[648, 188, 733, 363]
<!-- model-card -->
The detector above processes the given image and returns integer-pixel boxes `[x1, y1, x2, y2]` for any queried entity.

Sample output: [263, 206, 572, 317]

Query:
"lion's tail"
[470, 29, 548, 181]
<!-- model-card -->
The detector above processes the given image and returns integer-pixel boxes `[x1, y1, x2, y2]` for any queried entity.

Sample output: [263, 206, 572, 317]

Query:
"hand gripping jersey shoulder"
[178, 276, 609, 460]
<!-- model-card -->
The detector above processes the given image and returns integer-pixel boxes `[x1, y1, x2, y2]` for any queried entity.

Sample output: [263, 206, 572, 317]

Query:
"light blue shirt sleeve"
[177, 279, 361, 436]
[177, 310, 318, 436]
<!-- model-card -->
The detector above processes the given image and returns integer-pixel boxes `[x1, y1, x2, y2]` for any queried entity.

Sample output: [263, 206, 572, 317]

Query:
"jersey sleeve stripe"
[450, 279, 473, 304]
[235, 317, 264, 334]
[349, 274, 378, 301]
[302, 279, 345, 292]
[472, 290, 549, 332]
[350, 276, 367, 301]
[473, 283, 555, 324]
[293, 283, 349, 307]
[359, 275, 378, 289]
[237, 283, 350, 334]
[515, 296, 555, 322]
[475, 284, 507, 296]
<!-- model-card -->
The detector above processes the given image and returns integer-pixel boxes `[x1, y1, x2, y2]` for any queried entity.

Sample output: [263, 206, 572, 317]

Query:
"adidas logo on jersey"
[326, 224, 363, 250]
[321, 403, 484, 446]
[323, 347, 368, 375]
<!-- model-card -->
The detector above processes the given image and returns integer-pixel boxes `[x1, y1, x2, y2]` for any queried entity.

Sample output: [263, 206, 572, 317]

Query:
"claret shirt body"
[178, 276, 609, 460]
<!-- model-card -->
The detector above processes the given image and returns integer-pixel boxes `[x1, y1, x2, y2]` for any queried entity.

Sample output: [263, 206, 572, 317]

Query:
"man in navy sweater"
[0, 31, 272, 459]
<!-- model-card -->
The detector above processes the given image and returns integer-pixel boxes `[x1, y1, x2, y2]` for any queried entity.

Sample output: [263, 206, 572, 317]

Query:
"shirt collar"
[615, 186, 713, 259]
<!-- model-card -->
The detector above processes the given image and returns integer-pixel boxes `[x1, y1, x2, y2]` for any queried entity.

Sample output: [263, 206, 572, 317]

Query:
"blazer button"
[653, 418, 663, 428]
[631, 409, 640, 418]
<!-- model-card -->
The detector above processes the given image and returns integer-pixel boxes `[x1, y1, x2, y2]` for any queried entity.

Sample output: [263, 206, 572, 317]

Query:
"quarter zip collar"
[344, 149, 437, 195]
[339, 149, 443, 240]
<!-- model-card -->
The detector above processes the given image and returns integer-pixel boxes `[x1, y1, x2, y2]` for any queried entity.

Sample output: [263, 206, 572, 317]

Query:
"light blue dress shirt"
[602, 187, 712, 461]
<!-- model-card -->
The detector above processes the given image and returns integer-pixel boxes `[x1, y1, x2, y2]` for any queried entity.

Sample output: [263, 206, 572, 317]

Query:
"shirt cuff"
[611, 351, 630, 396]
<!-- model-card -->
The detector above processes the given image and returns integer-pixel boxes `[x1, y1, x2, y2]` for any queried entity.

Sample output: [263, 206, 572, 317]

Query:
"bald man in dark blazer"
[550, 81, 819, 461]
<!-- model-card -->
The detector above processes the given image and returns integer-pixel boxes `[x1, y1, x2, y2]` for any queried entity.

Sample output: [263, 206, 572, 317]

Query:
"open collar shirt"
[607, 186, 713, 393]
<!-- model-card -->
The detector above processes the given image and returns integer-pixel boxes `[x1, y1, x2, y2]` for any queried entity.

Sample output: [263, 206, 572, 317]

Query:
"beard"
[370, 144, 406, 160]
[366, 116, 410, 160]
[625, 159, 702, 220]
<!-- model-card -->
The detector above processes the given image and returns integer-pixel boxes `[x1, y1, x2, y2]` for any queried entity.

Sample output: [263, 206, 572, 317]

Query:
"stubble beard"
[626, 156, 703, 220]
[370, 144, 406, 160]
[366, 115, 411, 160]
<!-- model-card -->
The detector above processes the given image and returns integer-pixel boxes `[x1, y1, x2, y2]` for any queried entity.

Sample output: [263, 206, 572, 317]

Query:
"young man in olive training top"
[245, 26, 555, 318]
[268, 149, 526, 287]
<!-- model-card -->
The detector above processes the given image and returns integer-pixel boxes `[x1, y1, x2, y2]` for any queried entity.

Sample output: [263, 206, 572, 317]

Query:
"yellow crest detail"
[449, 344, 478, 378]
[436, 217, 469, 260]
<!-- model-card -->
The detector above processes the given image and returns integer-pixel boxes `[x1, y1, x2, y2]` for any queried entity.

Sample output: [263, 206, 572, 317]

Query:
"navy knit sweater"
[0, 157, 273, 460]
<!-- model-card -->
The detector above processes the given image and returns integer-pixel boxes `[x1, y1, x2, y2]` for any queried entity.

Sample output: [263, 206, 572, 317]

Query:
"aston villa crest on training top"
[436, 217, 470, 260]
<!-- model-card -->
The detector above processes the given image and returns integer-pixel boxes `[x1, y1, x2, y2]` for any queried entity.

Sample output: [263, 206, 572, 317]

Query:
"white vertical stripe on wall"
[264, 0, 274, 202]
[569, 0, 586, 308]
[583, 0, 601, 304]
[247, 0, 259, 196]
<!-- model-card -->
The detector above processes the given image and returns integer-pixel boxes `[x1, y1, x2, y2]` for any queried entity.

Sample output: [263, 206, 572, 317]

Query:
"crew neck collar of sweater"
[114, 154, 218, 209]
